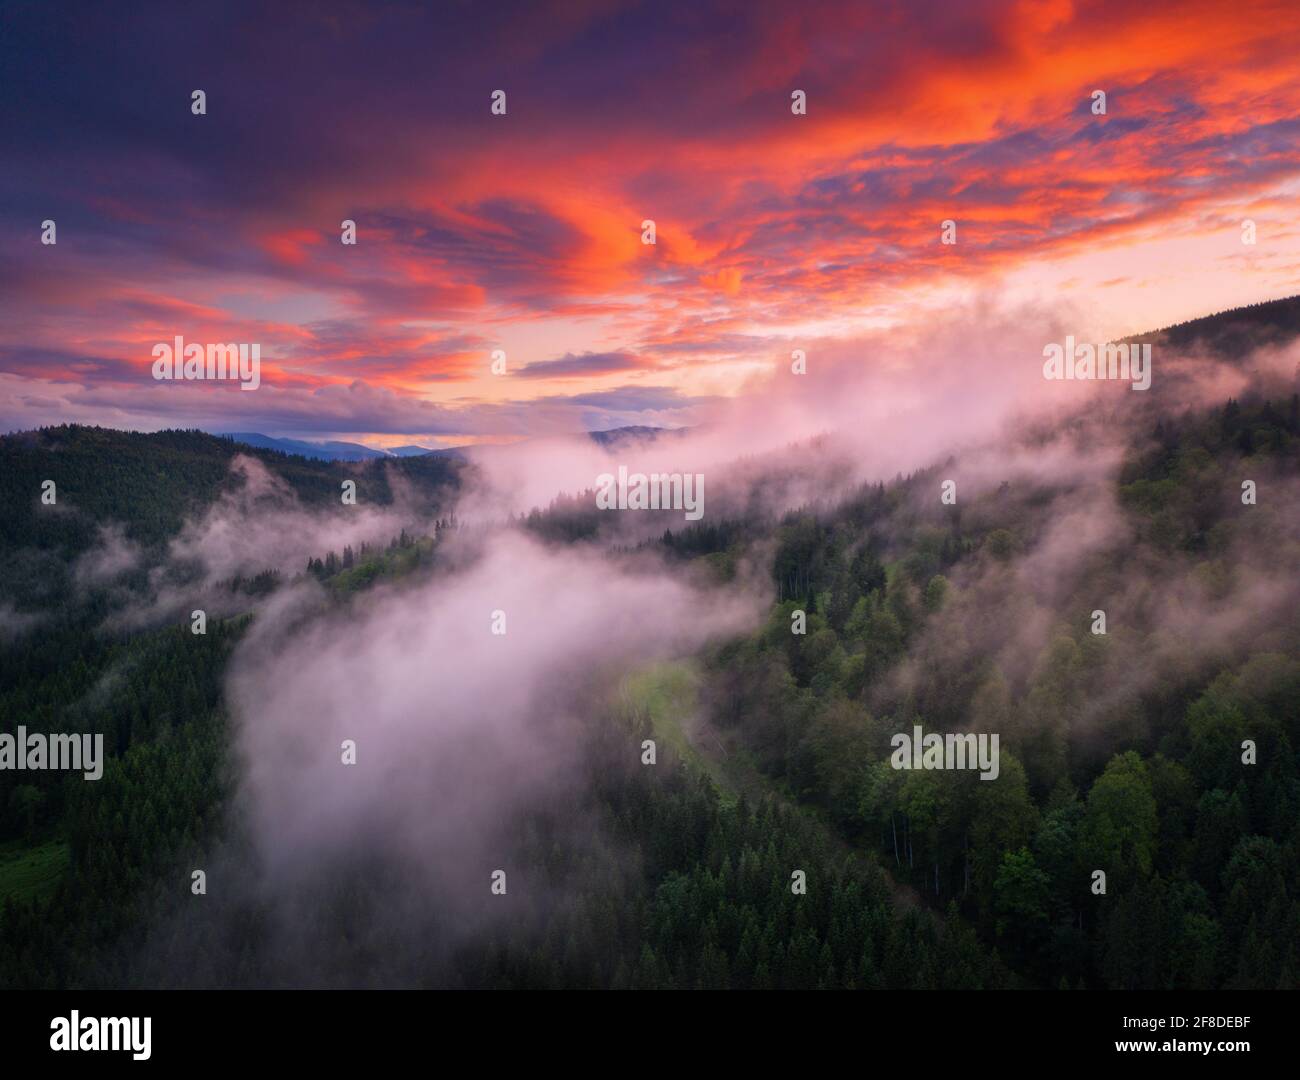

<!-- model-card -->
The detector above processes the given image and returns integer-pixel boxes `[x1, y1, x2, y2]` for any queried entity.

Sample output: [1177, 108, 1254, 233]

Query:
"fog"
[47, 301, 1297, 984]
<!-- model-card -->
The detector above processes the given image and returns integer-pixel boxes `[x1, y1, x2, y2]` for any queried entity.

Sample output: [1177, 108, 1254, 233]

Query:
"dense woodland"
[699, 393, 1300, 989]
[2, 309, 1299, 988]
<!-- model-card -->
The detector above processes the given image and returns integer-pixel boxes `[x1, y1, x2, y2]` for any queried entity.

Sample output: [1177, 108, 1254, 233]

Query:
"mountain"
[1123, 293, 1300, 356]
[221, 433, 451, 460]
[220, 432, 393, 461]
[3, 297, 1300, 993]
[386, 445, 437, 457]
[0, 425, 461, 582]
[215, 427, 679, 463]
[587, 425, 672, 447]
[392, 427, 679, 463]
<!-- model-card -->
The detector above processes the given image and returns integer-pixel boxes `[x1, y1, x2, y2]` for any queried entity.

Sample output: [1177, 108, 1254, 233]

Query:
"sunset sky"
[2, 0, 1299, 446]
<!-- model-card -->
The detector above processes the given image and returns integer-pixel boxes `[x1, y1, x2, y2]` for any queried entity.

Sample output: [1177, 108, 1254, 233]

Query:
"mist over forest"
[2, 297, 1298, 989]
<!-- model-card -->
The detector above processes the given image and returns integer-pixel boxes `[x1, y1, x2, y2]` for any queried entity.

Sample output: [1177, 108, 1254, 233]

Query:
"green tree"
[1080, 752, 1158, 892]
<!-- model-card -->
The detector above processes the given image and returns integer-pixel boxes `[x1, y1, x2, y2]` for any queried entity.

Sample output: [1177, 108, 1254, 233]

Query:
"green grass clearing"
[0, 838, 70, 905]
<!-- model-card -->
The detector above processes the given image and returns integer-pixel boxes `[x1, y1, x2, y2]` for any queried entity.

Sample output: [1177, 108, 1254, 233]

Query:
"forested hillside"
[696, 393, 1300, 988]
[0, 422, 1001, 988]
[2, 305, 1299, 989]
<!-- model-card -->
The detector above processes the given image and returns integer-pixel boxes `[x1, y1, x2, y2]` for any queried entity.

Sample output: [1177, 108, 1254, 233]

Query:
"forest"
[1, 308, 1298, 989]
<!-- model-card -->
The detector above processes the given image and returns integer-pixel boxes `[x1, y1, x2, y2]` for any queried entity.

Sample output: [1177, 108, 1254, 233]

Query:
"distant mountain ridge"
[219, 426, 679, 463]
[219, 432, 394, 462]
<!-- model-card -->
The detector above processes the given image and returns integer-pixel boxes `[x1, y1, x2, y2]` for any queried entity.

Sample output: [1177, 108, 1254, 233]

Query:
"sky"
[1, 0, 1298, 447]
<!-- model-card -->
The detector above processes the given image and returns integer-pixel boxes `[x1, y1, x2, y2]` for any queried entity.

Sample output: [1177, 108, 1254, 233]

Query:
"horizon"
[5, 289, 1296, 456]
[5, 290, 1298, 449]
